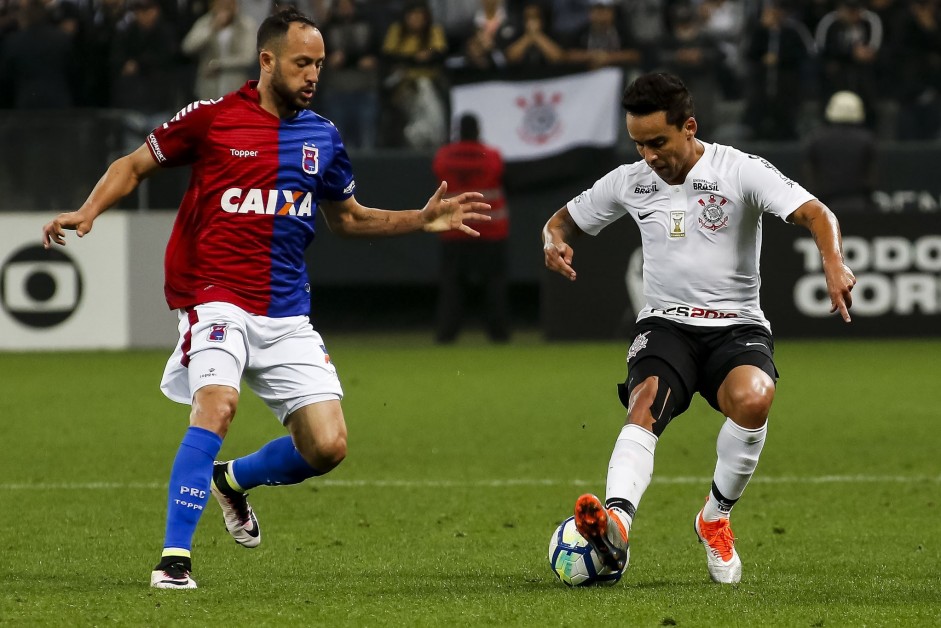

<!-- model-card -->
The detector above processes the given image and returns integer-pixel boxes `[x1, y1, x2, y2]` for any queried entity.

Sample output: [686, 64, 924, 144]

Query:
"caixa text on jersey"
[220, 188, 314, 216]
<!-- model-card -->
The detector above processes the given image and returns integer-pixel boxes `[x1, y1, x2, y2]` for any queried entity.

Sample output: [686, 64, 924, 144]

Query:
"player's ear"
[685, 117, 697, 139]
[259, 49, 275, 74]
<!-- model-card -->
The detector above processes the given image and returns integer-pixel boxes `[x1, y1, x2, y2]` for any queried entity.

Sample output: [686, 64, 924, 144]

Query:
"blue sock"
[231, 436, 321, 490]
[162, 426, 223, 555]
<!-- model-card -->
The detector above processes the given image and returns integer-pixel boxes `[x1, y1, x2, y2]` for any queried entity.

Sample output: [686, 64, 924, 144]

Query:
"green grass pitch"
[1, 336, 939, 626]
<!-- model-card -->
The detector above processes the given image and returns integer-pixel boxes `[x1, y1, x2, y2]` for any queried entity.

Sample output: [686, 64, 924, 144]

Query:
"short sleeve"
[146, 98, 222, 168]
[740, 154, 815, 221]
[321, 125, 355, 201]
[566, 168, 629, 236]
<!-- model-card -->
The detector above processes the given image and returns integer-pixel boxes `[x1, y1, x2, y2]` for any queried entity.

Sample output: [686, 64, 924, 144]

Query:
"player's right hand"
[826, 261, 856, 323]
[544, 241, 576, 281]
[42, 211, 94, 248]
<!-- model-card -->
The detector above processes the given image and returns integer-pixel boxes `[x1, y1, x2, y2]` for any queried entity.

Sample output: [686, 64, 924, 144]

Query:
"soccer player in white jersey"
[542, 73, 857, 584]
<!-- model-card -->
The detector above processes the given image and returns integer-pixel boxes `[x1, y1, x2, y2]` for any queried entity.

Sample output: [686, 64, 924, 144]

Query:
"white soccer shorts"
[160, 301, 343, 423]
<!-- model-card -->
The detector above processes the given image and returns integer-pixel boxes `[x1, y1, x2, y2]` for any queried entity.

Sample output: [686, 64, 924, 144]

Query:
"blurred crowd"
[1, 0, 939, 147]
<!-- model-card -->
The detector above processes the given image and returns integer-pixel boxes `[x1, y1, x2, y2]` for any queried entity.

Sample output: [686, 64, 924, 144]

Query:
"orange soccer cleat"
[573, 493, 629, 572]
[694, 509, 742, 584]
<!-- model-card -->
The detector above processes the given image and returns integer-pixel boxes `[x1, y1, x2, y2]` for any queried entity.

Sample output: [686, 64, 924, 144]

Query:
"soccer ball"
[548, 516, 625, 587]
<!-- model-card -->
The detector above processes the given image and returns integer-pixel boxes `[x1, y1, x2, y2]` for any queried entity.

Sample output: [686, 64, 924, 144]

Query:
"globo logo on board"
[0, 245, 83, 328]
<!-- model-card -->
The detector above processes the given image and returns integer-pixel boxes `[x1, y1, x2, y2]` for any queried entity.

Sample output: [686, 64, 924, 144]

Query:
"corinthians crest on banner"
[516, 91, 563, 145]
[450, 68, 622, 162]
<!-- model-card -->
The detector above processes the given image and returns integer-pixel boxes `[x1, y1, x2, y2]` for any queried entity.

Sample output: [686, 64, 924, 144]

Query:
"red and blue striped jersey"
[146, 81, 355, 317]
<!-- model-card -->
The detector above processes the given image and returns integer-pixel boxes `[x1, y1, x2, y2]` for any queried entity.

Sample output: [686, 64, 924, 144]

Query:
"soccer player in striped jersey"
[42, 7, 491, 590]
[542, 72, 856, 584]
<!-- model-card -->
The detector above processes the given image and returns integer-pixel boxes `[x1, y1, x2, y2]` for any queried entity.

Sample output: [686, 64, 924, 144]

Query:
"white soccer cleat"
[150, 561, 197, 589]
[211, 461, 261, 548]
[694, 509, 742, 584]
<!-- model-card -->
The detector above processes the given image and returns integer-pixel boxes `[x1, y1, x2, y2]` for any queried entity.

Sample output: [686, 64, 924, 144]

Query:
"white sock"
[703, 418, 767, 521]
[605, 424, 658, 529]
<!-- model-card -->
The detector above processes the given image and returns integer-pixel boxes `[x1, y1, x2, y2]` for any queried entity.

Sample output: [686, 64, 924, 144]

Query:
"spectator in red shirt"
[432, 113, 510, 343]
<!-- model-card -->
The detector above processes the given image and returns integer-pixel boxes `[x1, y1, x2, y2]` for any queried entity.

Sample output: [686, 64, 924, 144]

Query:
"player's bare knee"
[293, 429, 346, 473]
[190, 386, 238, 436]
[286, 401, 347, 471]
[719, 365, 775, 427]
[296, 433, 347, 472]
[725, 385, 773, 429]
[626, 376, 659, 431]
[317, 432, 347, 470]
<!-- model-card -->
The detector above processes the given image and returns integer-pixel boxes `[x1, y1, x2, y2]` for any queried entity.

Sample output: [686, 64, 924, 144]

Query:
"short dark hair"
[621, 73, 695, 129]
[458, 114, 479, 141]
[257, 6, 318, 53]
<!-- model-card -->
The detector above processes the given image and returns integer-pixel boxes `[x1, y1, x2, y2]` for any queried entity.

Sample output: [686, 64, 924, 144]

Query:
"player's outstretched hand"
[42, 211, 95, 248]
[421, 181, 491, 236]
[826, 262, 856, 322]
[544, 241, 576, 281]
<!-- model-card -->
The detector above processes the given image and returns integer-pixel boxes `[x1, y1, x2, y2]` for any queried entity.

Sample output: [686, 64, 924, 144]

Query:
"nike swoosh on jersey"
[744, 342, 765, 347]
[638, 211, 655, 220]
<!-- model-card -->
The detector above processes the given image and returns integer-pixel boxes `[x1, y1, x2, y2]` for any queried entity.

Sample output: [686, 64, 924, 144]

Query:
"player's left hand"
[825, 262, 856, 322]
[421, 181, 491, 236]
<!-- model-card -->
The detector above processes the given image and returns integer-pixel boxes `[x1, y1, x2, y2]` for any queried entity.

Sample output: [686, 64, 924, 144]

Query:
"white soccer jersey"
[567, 141, 815, 329]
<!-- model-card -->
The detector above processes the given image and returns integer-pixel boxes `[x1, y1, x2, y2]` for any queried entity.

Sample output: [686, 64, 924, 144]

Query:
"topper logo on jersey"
[221, 188, 314, 216]
[302, 143, 319, 175]
[698, 195, 729, 232]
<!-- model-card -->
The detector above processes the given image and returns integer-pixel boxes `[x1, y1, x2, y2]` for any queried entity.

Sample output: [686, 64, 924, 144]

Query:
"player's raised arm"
[542, 206, 583, 281]
[43, 144, 160, 248]
[318, 181, 491, 238]
[788, 199, 857, 322]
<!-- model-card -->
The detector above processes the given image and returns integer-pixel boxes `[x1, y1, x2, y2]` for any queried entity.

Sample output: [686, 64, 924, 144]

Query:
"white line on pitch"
[0, 475, 938, 491]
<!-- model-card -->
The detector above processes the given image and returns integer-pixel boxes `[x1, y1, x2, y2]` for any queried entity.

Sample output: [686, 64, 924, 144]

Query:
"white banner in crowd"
[451, 68, 623, 162]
